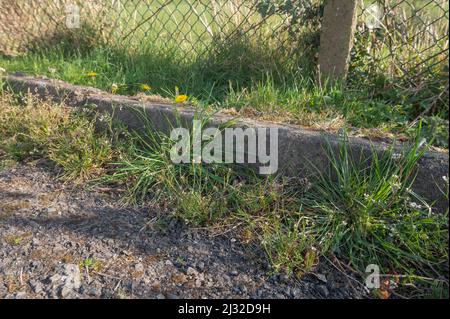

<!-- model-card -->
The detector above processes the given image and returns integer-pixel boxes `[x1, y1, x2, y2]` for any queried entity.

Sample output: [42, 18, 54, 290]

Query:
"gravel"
[0, 162, 369, 299]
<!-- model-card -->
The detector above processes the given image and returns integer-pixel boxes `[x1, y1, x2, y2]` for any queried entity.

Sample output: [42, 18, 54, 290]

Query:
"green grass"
[1, 0, 448, 148]
[0, 92, 124, 182]
[0, 92, 448, 298]
[80, 257, 102, 272]
[1, 43, 448, 148]
[1, 0, 448, 149]
[303, 130, 448, 278]
[0, 0, 448, 298]
[101, 107, 449, 298]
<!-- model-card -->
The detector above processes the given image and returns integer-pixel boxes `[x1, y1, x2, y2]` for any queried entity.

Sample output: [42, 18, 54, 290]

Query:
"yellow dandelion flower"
[175, 94, 188, 103]
[140, 84, 152, 91]
[86, 72, 98, 77]
[111, 83, 119, 94]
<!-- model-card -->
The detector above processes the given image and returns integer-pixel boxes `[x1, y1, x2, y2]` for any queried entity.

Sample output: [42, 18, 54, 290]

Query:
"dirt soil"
[0, 162, 369, 299]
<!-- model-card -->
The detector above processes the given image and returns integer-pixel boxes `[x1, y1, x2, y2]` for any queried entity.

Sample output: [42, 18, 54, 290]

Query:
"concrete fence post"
[318, 0, 358, 85]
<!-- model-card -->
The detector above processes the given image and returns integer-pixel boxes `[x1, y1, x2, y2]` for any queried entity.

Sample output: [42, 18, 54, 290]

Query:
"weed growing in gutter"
[301, 131, 449, 297]
[0, 93, 448, 298]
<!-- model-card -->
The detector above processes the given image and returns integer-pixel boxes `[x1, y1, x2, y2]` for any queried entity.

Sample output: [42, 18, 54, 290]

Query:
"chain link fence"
[0, 0, 448, 85]
[354, 0, 449, 86]
[0, 0, 112, 55]
[0, 0, 307, 57]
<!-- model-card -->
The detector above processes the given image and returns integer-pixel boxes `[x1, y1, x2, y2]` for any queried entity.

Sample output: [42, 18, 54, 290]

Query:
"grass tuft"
[0, 93, 119, 182]
[301, 128, 449, 296]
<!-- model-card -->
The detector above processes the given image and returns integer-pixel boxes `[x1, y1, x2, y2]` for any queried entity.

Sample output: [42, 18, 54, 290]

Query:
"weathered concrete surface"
[318, 0, 358, 83]
[3, 73, 449, 211]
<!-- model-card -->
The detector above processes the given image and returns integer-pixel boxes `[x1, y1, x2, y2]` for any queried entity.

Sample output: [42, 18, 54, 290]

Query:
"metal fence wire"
[355, 0, 449, 84]
[0, 0, 301, 56]
[0, 0, 448, 84]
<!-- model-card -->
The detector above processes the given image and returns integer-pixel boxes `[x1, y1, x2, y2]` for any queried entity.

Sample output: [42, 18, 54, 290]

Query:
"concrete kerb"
[3, 73, 449, 212]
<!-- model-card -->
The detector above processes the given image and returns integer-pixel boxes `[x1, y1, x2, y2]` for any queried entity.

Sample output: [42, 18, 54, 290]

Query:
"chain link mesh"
[0, 0, 448, 83]
[354, 0, 449, 84]
[0, 0, 295, 57]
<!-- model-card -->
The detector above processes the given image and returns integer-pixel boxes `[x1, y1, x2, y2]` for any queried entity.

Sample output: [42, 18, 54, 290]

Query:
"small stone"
[156, 293, 166, 299]
[230, 270, 238, 276]
[47, 207, 58, 214]
[29, 279, 43, 293]
[279, 274, 290, 283]
[49, 274, 63, 285]
[197, 261, 205, 271]
[47, 264, 81, 298]
[165, 260, 173, 266]
[317, 285, 329, 298]
[121, 250, 131, 256]
[86, 287, 101, 297]
[62, 264, 81, 290]
[222, 275, 231, 283]
[291, 288, 302, 298]
[285, 287, 292, 296]
[315, 274, 327, 283]
[196, 274, 205, 286]
[186, 267, 198, 276]
[60, 286, 79, 298]
[134, 263, 144, 272]
[239, 284, 248, 294]
[14, 292, 27, 299]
